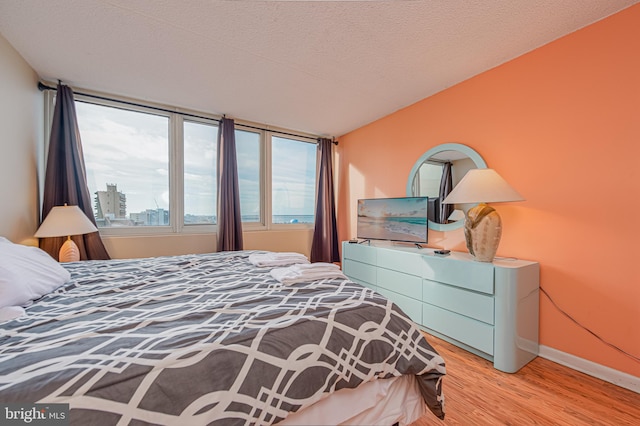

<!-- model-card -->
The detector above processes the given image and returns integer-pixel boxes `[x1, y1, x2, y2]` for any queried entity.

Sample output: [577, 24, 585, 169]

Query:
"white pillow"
[0, 238, 71, 308]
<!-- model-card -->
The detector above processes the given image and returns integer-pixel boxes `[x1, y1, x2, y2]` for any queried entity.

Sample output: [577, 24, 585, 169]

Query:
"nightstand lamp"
[35, 205, 98, 262]
[442, 169, 524, 262]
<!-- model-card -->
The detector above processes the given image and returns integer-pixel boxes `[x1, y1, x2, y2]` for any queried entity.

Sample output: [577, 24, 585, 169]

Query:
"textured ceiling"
[0, 0, 636, 136]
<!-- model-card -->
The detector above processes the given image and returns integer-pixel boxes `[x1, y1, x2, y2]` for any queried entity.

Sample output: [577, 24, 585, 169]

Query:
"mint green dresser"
[342, 242, 540, 373]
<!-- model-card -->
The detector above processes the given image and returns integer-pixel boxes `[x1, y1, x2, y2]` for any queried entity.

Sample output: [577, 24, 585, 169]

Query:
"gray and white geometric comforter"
[0, 251, 446, 425]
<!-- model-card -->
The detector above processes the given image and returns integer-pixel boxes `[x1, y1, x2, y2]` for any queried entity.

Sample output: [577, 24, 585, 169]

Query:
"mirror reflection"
[406, 143, 486, 231]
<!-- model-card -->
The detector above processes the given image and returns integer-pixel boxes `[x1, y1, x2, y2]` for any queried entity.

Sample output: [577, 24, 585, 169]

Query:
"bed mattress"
[0, 251, 445, 424]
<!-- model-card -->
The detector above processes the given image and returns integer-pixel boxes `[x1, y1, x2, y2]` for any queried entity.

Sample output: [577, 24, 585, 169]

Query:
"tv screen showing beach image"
[357, 197, 429, 243]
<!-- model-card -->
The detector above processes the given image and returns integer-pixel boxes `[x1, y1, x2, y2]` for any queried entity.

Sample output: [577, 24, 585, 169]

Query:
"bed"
[0, 243, 446, 425]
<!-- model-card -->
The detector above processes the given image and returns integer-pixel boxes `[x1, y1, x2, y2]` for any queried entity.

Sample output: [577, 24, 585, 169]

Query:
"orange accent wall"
[336, 5, 640, 377]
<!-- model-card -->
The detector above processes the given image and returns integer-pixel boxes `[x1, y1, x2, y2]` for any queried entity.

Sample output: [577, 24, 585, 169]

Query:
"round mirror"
[406, 143, 486, 231]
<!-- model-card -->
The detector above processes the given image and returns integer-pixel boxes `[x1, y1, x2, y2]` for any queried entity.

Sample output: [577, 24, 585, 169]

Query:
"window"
[76, 101, 170, 227]
[271, 136, 317, 224]
[63, 93, 318, 235]
[183, 121, 218, 225]
[236, 129, 262, 223]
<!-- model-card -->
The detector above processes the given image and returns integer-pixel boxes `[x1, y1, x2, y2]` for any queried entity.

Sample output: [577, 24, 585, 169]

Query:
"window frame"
[180, 115, 218, 235]
[267, 131, 319, 230]
[233, 125, 266, 230]
[73, 95, 175, 236]
[42, 88, 318, 237]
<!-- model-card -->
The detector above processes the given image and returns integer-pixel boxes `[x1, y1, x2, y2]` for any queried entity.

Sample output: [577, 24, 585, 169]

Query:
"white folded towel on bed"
[249, 252, 310, 267]
[270, 262, 347, 285]
[0, 306, 26, 322]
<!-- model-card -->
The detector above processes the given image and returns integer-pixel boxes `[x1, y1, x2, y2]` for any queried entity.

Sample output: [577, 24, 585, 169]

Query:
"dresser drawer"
[377, 288, 422, 325]
[422, 303, 494, 355]
[343, 259, 376, 287]
[342, 242, 539, 373]
[377, 268, 422, 300]
[420, 255, 494, 294]
[422, 279, 494, 325]
[377, 248, 423, 276]
[342, 243, 377, 265]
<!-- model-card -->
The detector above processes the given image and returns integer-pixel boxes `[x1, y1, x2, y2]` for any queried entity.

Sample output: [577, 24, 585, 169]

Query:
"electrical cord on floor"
[540, 286, 640, 363]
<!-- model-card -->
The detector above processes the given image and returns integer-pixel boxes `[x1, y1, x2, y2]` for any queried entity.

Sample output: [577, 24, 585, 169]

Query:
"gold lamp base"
[464, 203, 502, 262]
[59, 237, 80, 262]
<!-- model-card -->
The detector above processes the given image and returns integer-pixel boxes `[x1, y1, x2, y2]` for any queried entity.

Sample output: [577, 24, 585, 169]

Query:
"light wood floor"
[410, 333, 640, 425]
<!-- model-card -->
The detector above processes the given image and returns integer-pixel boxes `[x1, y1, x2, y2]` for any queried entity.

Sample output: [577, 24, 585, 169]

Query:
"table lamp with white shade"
[34, 205, 98, 262]
[442, 169, 524, 262]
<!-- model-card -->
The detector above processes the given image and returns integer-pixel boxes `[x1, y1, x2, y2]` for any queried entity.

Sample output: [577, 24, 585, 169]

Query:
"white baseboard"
[539, 345, 639, 394]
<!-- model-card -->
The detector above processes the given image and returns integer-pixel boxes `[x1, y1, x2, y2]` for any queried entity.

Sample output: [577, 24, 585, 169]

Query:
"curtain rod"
[38, 82, 336, 144]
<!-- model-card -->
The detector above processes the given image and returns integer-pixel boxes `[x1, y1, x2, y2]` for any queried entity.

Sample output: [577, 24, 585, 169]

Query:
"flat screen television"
[357, 197, 429, 243]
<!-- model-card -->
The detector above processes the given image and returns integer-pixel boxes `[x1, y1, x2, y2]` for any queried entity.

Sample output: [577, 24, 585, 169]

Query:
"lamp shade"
[442, 169, 524, 204]
[34, 205, 98, 238]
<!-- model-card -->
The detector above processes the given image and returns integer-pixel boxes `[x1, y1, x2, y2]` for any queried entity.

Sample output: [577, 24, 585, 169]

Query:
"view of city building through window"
[74, 99, 317, 230]
[77, 101, 170, 227]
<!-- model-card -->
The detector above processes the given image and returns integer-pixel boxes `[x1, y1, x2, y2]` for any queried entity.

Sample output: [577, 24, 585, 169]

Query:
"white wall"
[0, 33, 41, 245]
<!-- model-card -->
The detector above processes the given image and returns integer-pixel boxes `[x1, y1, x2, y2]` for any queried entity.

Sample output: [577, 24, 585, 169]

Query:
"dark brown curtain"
[310, 138, 339, 263]
[439, 161, 453, 223]
[40, 84, 110, 260]
[216, 117, 243, 251]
